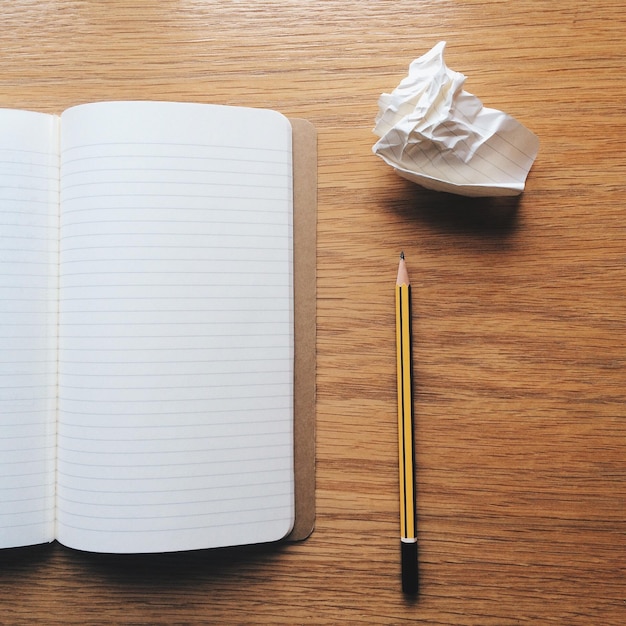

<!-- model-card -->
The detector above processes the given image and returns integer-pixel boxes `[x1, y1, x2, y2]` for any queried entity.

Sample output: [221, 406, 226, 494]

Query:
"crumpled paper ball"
[373, 42, 539, 197]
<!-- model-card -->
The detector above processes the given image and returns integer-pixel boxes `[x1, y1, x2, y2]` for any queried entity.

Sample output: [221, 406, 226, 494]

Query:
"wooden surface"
[1, 1, 626, 623]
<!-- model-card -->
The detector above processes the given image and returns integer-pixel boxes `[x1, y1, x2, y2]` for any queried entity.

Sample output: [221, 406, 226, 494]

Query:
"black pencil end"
[401, 541, 418, 596]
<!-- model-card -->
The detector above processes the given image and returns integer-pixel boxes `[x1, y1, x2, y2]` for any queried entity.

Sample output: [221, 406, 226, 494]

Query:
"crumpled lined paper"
[373, 42, 539, 197]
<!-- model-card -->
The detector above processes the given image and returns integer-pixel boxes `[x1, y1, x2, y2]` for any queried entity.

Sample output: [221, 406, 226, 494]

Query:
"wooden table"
[1, 1, 625, 623]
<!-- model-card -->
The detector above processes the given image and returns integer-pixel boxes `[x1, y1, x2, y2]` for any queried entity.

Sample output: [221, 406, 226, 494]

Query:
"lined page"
[56, 102, 294, 553]
[0, 110, 59, 548]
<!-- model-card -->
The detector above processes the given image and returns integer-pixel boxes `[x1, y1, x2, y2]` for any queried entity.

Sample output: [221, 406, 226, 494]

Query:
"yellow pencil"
[395, 252, 418, 595]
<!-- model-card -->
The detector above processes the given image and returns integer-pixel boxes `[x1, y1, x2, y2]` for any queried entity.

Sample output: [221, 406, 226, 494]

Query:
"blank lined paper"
[0, 110, 59, 548]
[56, 102, 294, 553]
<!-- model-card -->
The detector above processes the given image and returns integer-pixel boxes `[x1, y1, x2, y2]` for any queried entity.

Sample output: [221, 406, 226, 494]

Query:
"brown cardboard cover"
[286, 119, 316, 541]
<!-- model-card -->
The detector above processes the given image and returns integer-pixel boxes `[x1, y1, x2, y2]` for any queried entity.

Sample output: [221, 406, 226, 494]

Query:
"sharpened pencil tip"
[396, 252, 410, 286]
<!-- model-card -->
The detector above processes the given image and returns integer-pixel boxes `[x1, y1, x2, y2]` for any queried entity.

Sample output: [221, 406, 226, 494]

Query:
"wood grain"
[1, 1, 626, 623]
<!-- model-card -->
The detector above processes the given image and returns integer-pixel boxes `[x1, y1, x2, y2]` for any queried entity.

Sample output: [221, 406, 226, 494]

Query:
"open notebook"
[0, 101, 316, 554]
